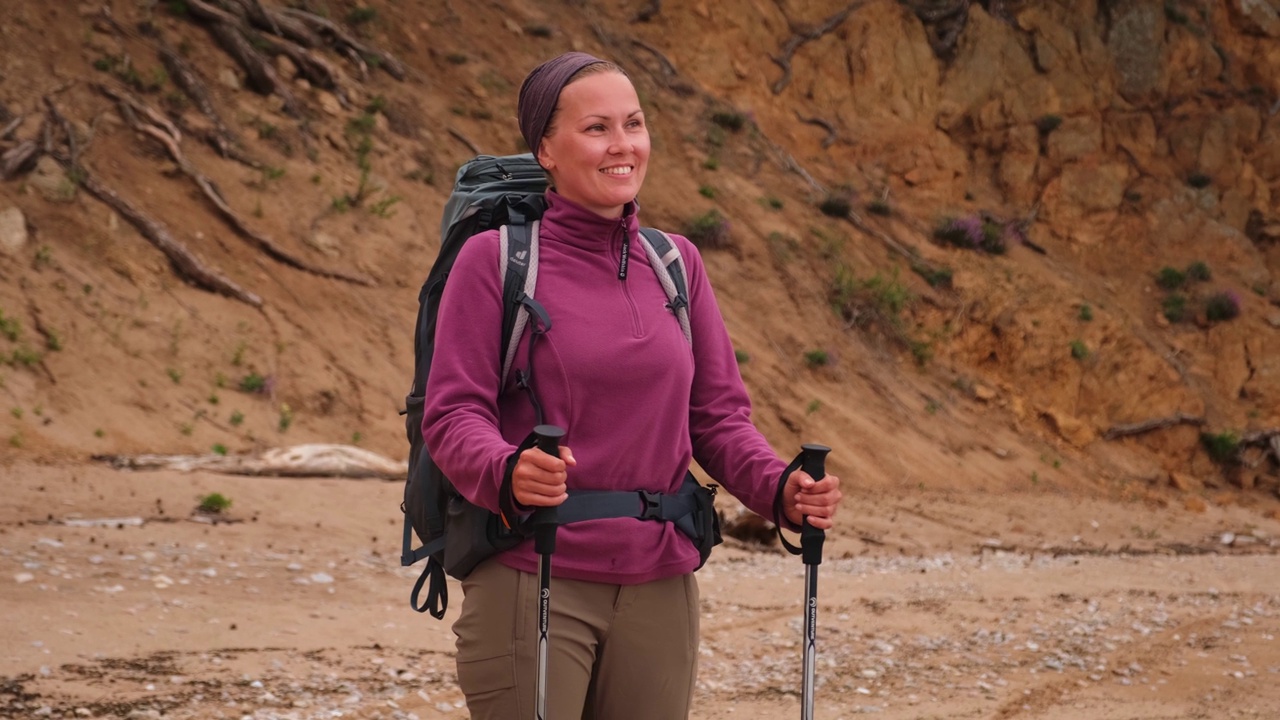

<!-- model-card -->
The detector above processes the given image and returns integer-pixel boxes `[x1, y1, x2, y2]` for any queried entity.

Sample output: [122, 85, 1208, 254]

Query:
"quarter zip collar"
[538, 190, 640, 253]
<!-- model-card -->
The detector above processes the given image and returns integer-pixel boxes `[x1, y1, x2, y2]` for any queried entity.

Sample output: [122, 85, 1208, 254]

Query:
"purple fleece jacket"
[423, 191, 788, 584]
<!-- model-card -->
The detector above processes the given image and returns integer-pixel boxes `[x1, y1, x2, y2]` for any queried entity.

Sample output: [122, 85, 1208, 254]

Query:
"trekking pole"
[798, 443, 830, 720]
[531, 424, 564, 720]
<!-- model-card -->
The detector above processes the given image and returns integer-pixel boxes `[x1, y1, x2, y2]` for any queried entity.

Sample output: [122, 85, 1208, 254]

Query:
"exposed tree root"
[448, 127, 480, 155]
[632, 0, 662, 22]
[157, 41, 244, 159]
[1102, 413, 1206, 440]
[40, 97, 263, 307]
[1, 115, 22, 141]
[1, 139, 40, 180]
[902, 0, 969, 57]
[184, 0, 301, 115]
[100, 85, 373, 286]
[770, 1, 867, 95]
[278, 7, 408, 81]
[796, 112, 838, 148]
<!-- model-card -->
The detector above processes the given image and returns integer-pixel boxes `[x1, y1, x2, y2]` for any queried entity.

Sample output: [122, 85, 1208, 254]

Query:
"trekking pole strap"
[771, 453, 807, 556]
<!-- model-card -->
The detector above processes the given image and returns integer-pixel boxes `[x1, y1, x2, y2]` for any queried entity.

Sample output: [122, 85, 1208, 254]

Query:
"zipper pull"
[617, 232, 630, 279]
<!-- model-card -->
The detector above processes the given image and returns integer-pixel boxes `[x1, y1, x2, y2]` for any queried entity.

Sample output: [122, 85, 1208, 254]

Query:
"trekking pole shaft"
[798, 443, 829, 720]
[532, 424, 564, 720]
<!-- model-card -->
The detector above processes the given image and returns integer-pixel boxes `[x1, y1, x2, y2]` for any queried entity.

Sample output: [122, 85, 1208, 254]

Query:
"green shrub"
[1204, 290, 1241, 323]
[1200, 431, 1239, 465]
[734, 349, 750, 364]
[685, 210, 732, 250]
[1036, 114, 1063, 133]
[1186, 261, 1211, 282]
[239, 373, 266, 393]
[1155, 267, 1186, 291]
[803, 349, 829, 368]
[912, 263, 953, 289]
[1078, 304, 1093, 322]
[710, 111, 747, 132]
[212, 443, 228, 456]
[198, 492, 232, 514]
[1069, 339, 1089, 360]
[1187, 172, 1211, 189]
[865, 200, 891, 216]
[229, 410, 245, 427]
[818, 195, 852, 218]
[698, 185, 716, 199]
[1162, 293, 1188, 323]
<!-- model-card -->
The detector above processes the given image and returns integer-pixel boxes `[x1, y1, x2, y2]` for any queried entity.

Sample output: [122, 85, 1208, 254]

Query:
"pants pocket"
[454, 560, 529, 718]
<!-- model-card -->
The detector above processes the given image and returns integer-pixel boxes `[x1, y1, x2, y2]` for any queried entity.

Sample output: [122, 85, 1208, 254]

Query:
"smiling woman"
[420, 51, 844, 720]
[533, 67, 650, 218]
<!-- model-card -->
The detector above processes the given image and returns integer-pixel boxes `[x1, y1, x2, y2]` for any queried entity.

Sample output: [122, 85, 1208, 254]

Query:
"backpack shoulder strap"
[637, 227, 692, 344]
[499, 219, 545, 384]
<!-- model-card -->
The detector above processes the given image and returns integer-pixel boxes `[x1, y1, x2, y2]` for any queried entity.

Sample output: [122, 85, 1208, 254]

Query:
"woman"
[422, 51, 843, 719]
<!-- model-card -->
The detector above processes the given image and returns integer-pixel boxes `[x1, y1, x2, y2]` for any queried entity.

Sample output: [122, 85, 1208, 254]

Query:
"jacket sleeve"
[675, 235, 790, 520]
[421, 230, 515, 514]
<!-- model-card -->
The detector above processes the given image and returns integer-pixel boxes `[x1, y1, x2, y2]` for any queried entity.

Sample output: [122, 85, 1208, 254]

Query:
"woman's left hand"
[782, 469, 843, 530]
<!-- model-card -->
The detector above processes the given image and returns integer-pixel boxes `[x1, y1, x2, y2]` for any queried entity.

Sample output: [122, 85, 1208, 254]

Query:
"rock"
[1107, 1, 1167, 102]
[1169, 472, 1202, 492]
[1058, 160, 1130, 212]
[1233, 0, 1280, 37]
[317, 92, 343, 116]
[1041, 408, 1096, 447]
[29, 156, 76, 203]
[275, 54, 298, 80]
[0, 206, 28, 257]
[217, 68, 241, 91]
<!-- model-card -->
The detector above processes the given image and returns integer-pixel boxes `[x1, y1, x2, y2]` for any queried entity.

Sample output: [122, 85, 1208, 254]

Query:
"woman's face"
[537, 71, 650, 219]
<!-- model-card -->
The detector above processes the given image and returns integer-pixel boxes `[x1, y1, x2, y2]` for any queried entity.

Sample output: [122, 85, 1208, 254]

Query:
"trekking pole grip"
[799, 443, 830, 566]
[532, 424, 565, 555]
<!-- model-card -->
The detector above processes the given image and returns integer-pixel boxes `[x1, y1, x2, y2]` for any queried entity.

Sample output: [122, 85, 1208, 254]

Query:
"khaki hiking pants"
[453, 559, 700, 719]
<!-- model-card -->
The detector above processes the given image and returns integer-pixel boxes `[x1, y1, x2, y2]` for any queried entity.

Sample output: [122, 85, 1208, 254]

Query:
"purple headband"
[518, 52, 608, 158]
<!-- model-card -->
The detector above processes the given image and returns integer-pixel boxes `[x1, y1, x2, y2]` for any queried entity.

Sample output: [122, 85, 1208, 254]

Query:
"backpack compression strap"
[637, 228, 692, 344]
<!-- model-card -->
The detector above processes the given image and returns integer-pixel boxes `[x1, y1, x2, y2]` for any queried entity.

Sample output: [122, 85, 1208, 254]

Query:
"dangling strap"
[771, 451, 807, 556]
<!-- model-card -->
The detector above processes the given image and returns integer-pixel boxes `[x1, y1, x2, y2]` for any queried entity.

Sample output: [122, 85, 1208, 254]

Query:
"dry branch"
[278, 7, 408, 80]
[255, 33, 350, 107]
[101, 85, 372, 286]
[1, 140, 39, 180]
[1102, 413, 1206, 440]
[771, 1, 867, 95]
[1, 116, 22, 141]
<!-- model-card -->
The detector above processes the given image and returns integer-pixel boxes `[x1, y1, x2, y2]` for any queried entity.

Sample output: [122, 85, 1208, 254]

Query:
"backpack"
[400, 154, 722, 619]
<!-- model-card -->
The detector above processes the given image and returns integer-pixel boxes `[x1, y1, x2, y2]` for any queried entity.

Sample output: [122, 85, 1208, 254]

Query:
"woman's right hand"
[511, 445, 576, 507]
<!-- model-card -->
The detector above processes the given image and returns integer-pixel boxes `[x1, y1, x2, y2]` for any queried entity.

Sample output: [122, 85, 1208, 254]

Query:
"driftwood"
[1102, 413, 1206, 440]
[770, 1, 867, 95]
[101, 85, 372, 286]
[95, 444, 404, 480]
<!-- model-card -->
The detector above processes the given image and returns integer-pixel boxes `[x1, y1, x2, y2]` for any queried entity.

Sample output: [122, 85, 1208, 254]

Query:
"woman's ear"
[536, 142, 556, 174]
